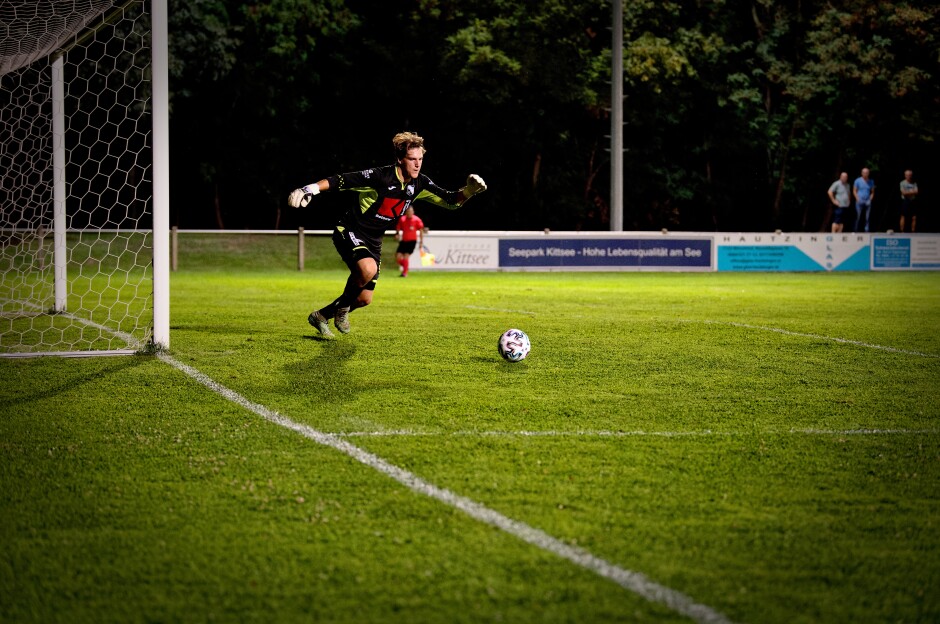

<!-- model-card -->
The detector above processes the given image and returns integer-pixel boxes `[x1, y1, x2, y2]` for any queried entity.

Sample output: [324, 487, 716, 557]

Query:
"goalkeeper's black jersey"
[325, 165, 463, 246]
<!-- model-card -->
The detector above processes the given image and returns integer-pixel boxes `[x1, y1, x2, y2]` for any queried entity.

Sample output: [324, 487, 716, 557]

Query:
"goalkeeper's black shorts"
[332, 226, 382, 278]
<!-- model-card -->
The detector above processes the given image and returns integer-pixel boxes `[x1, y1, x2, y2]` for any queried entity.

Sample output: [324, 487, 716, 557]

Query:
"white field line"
[790, 427, 940, 435]
[0, 297, 142, 357]
[336, 428, 939, 438]
[463, 304, 538, 316]
[696, 320, 940, 359]
[157, 352, 735, 624]
[459, 309, 939, 359]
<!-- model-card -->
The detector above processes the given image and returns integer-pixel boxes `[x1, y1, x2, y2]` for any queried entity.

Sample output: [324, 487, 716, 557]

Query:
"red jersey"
[396, 214, 424, 242]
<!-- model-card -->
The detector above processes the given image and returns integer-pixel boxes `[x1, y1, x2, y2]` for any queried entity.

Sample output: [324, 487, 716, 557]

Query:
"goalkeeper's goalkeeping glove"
[461, 174, 487, 199]
[287, 184, 320, 208]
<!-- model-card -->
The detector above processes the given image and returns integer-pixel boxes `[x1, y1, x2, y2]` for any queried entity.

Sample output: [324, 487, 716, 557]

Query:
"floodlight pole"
[151, 0, 170, 349]
[610, 0, 624, 232]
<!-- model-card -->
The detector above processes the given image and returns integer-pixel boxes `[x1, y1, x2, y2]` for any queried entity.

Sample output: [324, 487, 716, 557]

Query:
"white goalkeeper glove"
[288, 184, 320, 208]
[462, 174, 487, 199]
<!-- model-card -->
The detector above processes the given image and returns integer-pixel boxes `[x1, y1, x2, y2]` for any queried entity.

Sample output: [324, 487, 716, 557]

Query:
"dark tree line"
[167, 0, 940, 232]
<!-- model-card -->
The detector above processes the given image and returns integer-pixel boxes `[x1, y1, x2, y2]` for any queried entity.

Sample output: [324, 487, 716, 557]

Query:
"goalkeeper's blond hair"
[393, 132, 426, 160]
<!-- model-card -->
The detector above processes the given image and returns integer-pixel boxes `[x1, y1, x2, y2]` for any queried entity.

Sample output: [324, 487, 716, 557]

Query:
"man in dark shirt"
[288, 131, 487, 336]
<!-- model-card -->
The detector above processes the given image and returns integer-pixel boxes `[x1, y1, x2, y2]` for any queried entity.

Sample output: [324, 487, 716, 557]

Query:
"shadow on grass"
[301, 334, 336, 343]
[284, 337, 365, 402]
[470, 354, 530, 371]
[0, 356, 150, 410]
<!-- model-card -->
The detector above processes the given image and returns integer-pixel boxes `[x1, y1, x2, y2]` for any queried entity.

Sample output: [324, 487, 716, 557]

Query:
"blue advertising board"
[872, 237, 911, 268]
[871, 235, 940, 269]
[498, 238, 712, 269]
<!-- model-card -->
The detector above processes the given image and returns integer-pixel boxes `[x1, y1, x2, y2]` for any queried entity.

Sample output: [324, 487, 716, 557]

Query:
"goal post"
[53, 54, 67, 314]
[0, 0, 170, 357]
[151, 0, 170, 351]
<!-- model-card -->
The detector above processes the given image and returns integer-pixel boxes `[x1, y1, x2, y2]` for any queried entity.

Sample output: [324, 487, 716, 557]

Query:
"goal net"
[0, 0, 169, 357]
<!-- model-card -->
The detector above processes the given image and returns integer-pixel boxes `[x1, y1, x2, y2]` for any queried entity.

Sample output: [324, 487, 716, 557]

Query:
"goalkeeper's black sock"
[320, 277, 364, 318]
[318, 301, 338, 320]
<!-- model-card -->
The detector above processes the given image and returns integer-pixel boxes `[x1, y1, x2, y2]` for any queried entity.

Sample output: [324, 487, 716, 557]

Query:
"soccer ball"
[498, 328, 531, 362]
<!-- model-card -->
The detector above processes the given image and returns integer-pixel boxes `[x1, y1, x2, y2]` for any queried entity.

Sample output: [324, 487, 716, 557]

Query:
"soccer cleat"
[334, 307, 351, 334]
[308, 310, 334, 337]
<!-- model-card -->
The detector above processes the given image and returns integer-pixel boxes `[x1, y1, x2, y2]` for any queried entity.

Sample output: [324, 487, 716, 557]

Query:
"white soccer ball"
[498, 328, 531, 362]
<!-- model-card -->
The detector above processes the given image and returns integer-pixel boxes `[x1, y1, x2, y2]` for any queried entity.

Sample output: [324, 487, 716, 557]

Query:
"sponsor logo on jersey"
[376, 197, 408, 220]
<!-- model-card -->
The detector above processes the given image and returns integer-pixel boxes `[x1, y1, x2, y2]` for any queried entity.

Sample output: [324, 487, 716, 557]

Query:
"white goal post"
[0, 0, 169, 356]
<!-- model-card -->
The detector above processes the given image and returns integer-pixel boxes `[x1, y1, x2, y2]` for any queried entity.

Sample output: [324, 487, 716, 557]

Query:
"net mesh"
[0, 0, 153, 355]
[0, 1, 115, 76]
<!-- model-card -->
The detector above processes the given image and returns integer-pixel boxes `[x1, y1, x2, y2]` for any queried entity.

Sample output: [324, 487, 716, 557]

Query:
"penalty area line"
[337, 428, 939, 438]
[697, 320, 940, 359]
[156, 352, 735, 624]
[464, 304, 538, 316]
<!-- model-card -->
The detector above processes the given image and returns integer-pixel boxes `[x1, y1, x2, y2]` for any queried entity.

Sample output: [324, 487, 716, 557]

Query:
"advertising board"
[716, 233, 870, 271]
[497, 237, 713, 270]
[403, 231, 940, 272]
[871, 235, 940, 270]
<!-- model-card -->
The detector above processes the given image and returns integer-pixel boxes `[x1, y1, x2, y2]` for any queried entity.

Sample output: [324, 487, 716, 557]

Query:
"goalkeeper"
[287, 131, 487, 337]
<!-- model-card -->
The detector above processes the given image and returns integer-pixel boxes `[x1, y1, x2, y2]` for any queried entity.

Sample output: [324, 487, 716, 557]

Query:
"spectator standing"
[899, 169, 919, 233]
[827, 172, 851, 233]
[395, 206, 426, 277]
[853, 167, 875, 232]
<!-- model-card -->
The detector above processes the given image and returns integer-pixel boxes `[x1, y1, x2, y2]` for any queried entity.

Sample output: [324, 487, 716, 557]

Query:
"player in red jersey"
[287, 132, 487, 336]
[395, 206, 425, 277]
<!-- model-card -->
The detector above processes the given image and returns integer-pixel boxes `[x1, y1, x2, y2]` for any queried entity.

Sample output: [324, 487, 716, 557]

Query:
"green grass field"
[2, 234, 939, 623]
